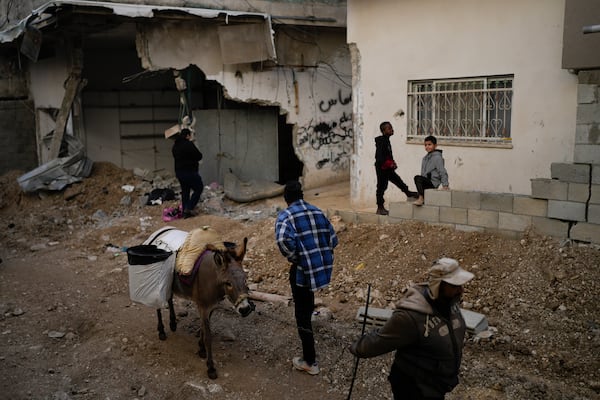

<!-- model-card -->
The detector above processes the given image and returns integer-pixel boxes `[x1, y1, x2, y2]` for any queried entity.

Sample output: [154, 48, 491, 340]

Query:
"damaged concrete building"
[0, 0, 350, 192]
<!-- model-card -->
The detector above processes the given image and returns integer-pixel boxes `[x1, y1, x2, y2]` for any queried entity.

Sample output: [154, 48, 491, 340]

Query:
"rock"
[207, 383, 223, 393]
[52, 391, 72, 400]
[11, 308, 24, 316]
[221, 328, 236, 342]
[30, 243, 47, 251]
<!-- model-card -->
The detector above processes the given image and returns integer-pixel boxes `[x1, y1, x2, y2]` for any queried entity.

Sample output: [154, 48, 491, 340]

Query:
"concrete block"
[452, 191, 481, 209]
[551, 163, 591, 184]
[389, 202, 413, 219]
[568, 183, 590, 202]
[357, 306, 488, 334]
[413, 205, 440, 223]
[386, 216, 409, 224]
[440, 207, 468, 224]
[531, 217, 570, 238]
[576, 103, 600, 124]
[426, 189, 451, 207]
[468, 209, 499, 229]
[430, 222, 457, 230]
[455, 224, 485, 233]
[460, 309, 489, 334]
[513, 196, 548, 217]
[484, 228, 522, 240]
[591, 184, 600, 204]
[337, 210, 357, 224]
[588, 204, 600, 224]
[577, 84, 598, 104]
[356, 211, 381, 224]
[575, 124, 600, 144]
[499, 212, 532, 232]
[547, 200, 587, 222]
[574, 144, 600, 164]
[570, 222, 600, 245]
[356, 306, 392, 327]
[578, 71, 600, 84]
[481, 193, 514, 212]
[593, 165, 600, 185]
[531, 179, 568, 200]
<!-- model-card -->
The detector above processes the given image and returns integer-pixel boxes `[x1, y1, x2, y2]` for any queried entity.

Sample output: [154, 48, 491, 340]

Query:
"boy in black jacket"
[375, 121, 418, 215]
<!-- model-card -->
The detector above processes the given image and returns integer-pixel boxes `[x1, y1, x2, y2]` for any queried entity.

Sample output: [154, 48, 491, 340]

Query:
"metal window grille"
[407, 76, 513, 144]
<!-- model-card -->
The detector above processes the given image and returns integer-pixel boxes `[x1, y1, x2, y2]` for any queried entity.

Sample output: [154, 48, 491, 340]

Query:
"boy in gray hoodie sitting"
[413, 135, 449, 206]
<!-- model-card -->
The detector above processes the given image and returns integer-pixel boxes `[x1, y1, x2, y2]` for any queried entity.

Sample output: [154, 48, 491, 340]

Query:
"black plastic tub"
[127, 245, 172, 265]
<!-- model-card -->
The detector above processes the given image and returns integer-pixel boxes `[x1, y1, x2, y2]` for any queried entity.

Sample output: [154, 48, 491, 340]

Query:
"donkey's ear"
[234, 237, 248, 261]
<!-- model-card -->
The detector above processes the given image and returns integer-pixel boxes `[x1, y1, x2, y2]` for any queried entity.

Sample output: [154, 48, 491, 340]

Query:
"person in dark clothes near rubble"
[413, 135, 449, 206]
[171, 128, 204, 219]
[375, 121, 419, 215]
[275, 180, 338, 376]
[349, 258, 474, 400]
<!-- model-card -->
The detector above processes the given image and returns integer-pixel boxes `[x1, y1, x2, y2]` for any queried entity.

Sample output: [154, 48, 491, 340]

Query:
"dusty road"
[1, 163, 599, 399]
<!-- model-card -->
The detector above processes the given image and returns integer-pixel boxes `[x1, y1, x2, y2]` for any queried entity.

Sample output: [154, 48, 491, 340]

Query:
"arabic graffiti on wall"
[298, 90, 353, 171]
[318, 89, 352, 113]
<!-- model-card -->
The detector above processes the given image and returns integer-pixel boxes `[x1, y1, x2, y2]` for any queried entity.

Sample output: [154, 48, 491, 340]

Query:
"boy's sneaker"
[292, 357, 320, 375]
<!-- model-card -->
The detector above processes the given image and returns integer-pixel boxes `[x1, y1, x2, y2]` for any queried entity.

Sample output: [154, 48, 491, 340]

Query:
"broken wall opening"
[80, 25, 301, 186]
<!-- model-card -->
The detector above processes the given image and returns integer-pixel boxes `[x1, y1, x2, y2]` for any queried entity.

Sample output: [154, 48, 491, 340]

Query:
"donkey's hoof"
[170, 322, 177, 332]
[158, 332, 167, 341]
[207, 369, 218, 380]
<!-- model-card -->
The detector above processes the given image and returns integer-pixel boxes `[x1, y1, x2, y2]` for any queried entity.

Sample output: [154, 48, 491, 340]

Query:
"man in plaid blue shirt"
[275, 180, 338, 375]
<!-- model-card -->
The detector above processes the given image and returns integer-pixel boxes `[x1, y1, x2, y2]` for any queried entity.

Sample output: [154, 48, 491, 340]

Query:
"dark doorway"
[277, 114, 303, 184]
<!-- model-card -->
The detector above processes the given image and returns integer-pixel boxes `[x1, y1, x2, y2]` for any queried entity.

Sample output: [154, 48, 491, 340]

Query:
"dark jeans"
[414, 175, 436, 196]
[376, 166, 411, 207]
[389, 365, 444, 400]
[289, 264, 316, 364]
[175, 170, 204, 212]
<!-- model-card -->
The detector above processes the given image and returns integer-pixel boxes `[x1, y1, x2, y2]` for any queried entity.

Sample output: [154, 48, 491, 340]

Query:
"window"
[407, 75, 513, 145]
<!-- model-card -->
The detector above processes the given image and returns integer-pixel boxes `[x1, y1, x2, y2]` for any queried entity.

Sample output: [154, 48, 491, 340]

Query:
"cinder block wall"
[332, 175, 599, 245]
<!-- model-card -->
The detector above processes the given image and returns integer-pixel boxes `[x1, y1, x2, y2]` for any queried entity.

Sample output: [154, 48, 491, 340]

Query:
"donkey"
[148, 229, 255, 379]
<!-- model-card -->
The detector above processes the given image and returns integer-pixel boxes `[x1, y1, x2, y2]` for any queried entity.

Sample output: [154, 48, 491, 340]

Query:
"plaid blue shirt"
[275, 199, 338, 291]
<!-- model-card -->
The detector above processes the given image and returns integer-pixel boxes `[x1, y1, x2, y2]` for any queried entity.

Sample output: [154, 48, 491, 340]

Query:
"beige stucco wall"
[212, 47, 352, 189]
[348, 0, 577, 208]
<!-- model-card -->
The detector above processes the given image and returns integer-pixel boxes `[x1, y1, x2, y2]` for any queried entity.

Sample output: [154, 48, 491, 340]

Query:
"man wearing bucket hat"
[349, 258, 474, 400]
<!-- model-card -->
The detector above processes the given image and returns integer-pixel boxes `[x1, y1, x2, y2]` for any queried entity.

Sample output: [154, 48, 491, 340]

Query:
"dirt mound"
[0, 164, 599, 400]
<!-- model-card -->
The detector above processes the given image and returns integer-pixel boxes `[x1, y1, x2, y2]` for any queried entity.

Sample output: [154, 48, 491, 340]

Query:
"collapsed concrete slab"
[223, 171, 284, 203]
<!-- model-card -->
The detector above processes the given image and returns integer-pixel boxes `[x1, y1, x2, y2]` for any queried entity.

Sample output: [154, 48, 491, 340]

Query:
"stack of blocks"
[336, 162, 600, 245]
